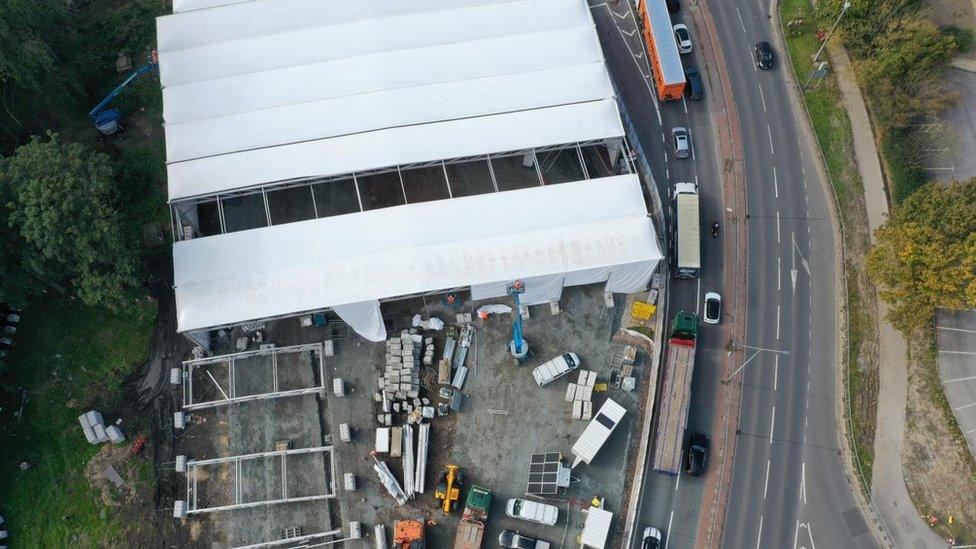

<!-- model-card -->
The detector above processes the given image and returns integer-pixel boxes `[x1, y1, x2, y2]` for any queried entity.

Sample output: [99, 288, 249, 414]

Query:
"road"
[707, 1, 878, 547]
[591, 0, 879, 547]
[587, 2, 726, 548]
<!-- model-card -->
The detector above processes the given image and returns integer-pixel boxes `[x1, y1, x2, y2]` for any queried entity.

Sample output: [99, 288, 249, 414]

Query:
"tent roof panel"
[173, 176, 661, 331]
[164, 62, 612, 163]
[159, 0, 592, 87]
[168, 99, 624, 201]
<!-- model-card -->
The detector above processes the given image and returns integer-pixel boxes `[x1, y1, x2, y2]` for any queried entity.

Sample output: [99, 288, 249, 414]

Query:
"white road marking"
[769, 406, 775, 443]
[776, 211, 781, 243]
[666, 168, 670, 180]
[736, 6, 747, 33]
[664, 509, 676, 549]
[773, 165, 778, 198]
[941, 351, 976, 356]
[696, 277, 702, 312]
[791, 232, 798, 295]
[954, 401, 976, 411]
[756, 515, 764, 549]
[773, 354, 779, 391]
[794, 521, 817, 549]
[800, 461, 807, 504]
[776, 304, 781, 340]
[777, 256, 782, 292]
[763, 459, 771, 499]
[767, 124, 775, 155]
[758, 82, 768, 112]
[937, 326, 976, 334]
[683, 96, 689, 114]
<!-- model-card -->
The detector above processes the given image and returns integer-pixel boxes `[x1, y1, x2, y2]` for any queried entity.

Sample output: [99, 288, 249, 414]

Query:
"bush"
[943, 25, 976, 54]
[881, 129, 926, 203]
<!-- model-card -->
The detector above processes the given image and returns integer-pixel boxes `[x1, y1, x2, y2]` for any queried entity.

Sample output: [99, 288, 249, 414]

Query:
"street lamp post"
[813, 0, 852, 63]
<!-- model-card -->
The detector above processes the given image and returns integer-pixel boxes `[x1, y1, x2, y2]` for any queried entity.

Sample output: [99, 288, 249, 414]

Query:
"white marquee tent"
[160, 0, 663, 341]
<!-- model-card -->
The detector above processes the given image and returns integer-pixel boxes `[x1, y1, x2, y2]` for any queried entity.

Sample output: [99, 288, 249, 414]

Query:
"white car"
[703, 292, 722, 324]
[673, 24, 693, 54]
[506, 498, 559, 526]
[642, 527, 663, 549]
[531, 352, 581, 387]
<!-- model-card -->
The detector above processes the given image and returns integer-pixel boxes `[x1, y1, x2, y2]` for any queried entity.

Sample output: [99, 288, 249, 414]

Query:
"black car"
[755, 41, 774, 70]
[666, 0, 680, 11]
[684, 67, 704, 101]
[685, 432, 709, 476]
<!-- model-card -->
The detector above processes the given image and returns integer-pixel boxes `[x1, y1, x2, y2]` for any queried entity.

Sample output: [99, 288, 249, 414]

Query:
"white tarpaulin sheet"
[332, 300, 386, 342]
[173, 176, 661, 334]
[157, 0, 624, 200]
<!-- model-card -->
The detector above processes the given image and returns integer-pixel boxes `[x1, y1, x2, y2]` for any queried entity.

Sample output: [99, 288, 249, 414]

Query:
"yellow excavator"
[434, 464, 463, 514]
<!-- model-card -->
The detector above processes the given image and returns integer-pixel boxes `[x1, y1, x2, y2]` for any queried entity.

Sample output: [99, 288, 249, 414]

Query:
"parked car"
[684, 67, 704, 101]
[498, 529, 551, 549]
[755, 41, 774, 70]
[673, 24, 693, 54]
[703, 292, 721, 324]
[685, 432, 709, 476]
[666, 0, 680, 12]
[671, 127, 690, 159]
[506, 498, 559, 526]
[642, 526, 663, 549]
[531, 352, 581, 387]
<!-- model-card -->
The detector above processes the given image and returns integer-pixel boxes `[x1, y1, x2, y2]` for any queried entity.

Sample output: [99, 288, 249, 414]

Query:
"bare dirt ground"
[924, 0, 976, 31]
[903, 330, 976, 544]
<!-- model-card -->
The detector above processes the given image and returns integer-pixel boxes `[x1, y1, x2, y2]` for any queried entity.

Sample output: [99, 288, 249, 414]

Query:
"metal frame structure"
[172, 139, 628, 240]
[182, 342, 326, 411]
[182, 445, 336, 516]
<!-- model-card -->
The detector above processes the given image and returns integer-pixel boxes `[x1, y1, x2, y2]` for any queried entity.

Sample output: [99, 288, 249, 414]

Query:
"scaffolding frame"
[182, 342, 326, 410]
[183, 445, 336, 515]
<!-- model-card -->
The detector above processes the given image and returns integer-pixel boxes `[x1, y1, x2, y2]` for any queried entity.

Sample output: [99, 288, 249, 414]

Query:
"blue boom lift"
[507, 280, 530, 363]
[88, 51, 158, 136]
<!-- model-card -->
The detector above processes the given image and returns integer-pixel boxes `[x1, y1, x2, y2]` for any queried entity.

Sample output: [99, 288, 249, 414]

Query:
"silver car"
[673, 23, 693, 54]
[671, 127, 690, 159]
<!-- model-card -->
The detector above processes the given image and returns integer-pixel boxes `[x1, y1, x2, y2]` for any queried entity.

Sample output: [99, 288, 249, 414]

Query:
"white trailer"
[531, 353, 581, 387]
[672, 182, 700, 279]
[571, 398, 627, 467]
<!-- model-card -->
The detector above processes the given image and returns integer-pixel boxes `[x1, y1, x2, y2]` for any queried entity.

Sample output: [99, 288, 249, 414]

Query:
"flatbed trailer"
[651, 312, 699, 474]
[453, 485, 491, 549]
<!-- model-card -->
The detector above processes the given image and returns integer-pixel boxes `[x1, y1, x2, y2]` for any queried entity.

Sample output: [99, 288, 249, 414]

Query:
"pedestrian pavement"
[827, 45, 948, 549]
[936, 309, 976, 460]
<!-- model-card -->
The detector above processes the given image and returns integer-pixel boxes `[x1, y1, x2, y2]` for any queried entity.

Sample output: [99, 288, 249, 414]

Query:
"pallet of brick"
[565, 383, 578, 402]
[572, 400, 583, 419]
[576, 383, 593, 402]
[581, 401, 593, 420]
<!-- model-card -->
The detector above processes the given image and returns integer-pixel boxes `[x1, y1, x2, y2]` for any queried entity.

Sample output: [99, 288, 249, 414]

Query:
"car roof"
[757, 41, 771, 51]
[705, 291, 720, 300]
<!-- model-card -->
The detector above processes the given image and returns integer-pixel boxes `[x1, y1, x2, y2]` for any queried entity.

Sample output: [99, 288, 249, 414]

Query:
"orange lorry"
[634, 0, 686, 101]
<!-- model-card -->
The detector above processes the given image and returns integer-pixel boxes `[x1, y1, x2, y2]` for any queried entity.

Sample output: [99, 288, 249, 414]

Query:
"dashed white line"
[758, 82, 768, 112]
[800, 461, 807, 504]
[763, 459, 771, 499]
[767, 124, 775, 155]
[769, 406, 776, 444]
[664, 509, 676, 549]
[773, 354, 779, 391]
[773, 166, 779, 198]
[777, 256, 782, 292]
[776, 304, 781, 340]
[736, 6, 747, 33]
[756, 515, 765, 549]
[776, 211, 781, 243]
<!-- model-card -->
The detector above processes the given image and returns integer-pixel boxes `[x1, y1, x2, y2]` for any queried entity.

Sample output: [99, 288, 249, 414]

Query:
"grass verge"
[780, 0, 880, 493]
[0, 296, 157, 546]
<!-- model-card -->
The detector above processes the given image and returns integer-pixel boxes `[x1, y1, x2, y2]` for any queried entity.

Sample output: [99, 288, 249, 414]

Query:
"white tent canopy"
[173, 176, 662, 337]
[156, 0, 620, 201]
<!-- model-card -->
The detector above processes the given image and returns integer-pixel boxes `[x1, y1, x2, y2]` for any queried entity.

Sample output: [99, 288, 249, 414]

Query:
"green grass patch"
[943, 25, 976, 54]
[781, 0, 878, 490]
[0, 296, 156, 546]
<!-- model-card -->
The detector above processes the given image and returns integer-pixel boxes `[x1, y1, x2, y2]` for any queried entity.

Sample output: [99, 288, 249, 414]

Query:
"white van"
[505, 498, 559, 526]
[531, 353, 581, 387]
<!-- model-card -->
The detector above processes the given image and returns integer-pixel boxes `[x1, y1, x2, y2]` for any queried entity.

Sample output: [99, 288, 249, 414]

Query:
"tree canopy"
[1, 133, 139, 309]
[867, 179, 976, 332]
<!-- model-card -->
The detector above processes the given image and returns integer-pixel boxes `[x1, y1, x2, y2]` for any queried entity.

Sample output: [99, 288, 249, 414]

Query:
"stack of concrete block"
[569, 370, 596, 420]
[376, 332, 427, 425]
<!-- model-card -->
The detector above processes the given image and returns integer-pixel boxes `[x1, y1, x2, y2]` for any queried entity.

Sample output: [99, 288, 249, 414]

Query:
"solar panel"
[526, 452, 568, 495]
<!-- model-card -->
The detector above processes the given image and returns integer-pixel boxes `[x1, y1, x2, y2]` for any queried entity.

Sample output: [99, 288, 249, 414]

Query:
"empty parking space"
[937, 309, 976, 458]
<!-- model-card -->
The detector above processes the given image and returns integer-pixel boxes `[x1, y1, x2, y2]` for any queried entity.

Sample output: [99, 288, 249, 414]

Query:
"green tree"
[867, 179, 976, 332]
[2, 133, 139, 309]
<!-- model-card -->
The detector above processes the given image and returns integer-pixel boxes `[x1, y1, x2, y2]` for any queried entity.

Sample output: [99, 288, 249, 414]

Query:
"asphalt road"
[706, 1, 879, 547]
[587, 2, 726, 548]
